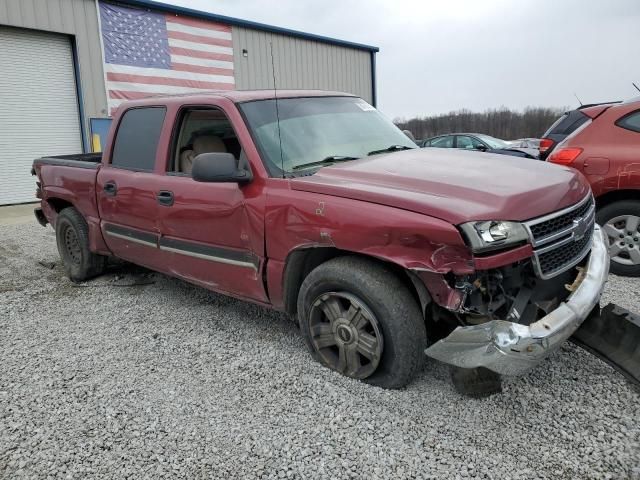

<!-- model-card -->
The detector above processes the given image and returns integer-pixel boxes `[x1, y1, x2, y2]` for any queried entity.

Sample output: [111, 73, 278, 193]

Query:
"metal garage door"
[0, 27, 82, 205]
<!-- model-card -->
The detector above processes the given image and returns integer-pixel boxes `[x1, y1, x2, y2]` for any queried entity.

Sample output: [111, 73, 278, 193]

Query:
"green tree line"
[394, 106, 567, 141]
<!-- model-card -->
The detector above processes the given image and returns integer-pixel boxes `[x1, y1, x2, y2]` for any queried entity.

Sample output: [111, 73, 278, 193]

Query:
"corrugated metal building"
[0, 0, 378, 205]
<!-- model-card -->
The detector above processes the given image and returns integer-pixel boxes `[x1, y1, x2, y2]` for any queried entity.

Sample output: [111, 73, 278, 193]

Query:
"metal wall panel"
[0, 0, 108, 124]
[232, 26, 373, 104]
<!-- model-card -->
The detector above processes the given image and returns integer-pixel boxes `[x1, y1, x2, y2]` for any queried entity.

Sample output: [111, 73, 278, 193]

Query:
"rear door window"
[544, 110, 588, 137]
[616, 110, 640, 133]
[542, 114, 566, 137]
[430, 136, 454, 148]
[111, 107, 166, 171]
[456, 135, 483, 149]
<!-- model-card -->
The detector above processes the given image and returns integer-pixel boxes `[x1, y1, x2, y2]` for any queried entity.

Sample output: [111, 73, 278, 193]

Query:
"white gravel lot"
[1, 221, 639, 479]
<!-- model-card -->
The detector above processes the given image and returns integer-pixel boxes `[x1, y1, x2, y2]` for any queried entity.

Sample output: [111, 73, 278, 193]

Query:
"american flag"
[98, 2, 235, 114]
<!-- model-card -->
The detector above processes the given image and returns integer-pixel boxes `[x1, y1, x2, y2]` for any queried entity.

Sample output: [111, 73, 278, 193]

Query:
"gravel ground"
[1, 222, 639, 479]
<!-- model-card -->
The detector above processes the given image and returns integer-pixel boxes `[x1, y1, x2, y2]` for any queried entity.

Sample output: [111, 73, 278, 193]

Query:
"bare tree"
[395, 106, 568, 141]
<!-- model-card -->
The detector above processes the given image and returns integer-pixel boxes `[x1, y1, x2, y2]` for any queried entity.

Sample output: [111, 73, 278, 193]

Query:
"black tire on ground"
[55, 207, 107, 282]
[596, 200, 640, 277]
[297, 256, 427, 389]
[449, 366, 502, 398]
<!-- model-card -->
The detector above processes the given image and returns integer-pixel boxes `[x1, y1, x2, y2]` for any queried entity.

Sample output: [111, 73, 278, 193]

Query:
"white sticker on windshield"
[356, 101, 376, 111]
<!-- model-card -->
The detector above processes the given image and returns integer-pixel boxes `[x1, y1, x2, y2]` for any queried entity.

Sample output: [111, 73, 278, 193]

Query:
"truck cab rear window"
[111, 107, 166, 171]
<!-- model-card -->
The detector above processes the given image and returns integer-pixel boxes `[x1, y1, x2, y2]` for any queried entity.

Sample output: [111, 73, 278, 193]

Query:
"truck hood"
[290, 149, 590, 224]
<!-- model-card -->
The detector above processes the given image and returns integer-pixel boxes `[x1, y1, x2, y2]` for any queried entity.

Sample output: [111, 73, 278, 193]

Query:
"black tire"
[297, 256, 427, 389]
[596, 200, 640, 277]
[450, 366, 502, 398]
[55, 207, 107, 282]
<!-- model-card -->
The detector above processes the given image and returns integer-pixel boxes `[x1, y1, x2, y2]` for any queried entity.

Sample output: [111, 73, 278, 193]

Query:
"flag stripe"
[109, 86, 233, 103]
[166, 15, 231, 33]
[110, 90, 160, 100]
[167, 29, 232, 48]
[165, 21, 232, 41]
[107, 72, 234, 89]
[108, 81, 234, 95]
[168, 46, 233, 61]
[171, 62, 233, 76]
[105, 64, 234, 82]
[167, 37, 232, 55]
[170, 54, 233, 69]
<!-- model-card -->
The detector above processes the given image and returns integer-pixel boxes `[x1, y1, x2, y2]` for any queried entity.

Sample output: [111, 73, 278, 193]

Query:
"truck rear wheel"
[297, 256, 426, 389]
[55, 207, 106, 282]
[597, 200, 640, 277]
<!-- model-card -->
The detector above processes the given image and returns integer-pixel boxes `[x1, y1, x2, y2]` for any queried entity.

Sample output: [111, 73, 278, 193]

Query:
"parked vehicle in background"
[421, 133, 538, 159]
[510, 138, 541, 149]
[548, 97, 640, 276]
[32, 90, 609, 394]
[539, 102, 621, 160]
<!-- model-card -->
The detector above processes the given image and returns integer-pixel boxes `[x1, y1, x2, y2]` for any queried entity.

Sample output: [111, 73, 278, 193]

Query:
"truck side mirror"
[191, 153, 251, 183]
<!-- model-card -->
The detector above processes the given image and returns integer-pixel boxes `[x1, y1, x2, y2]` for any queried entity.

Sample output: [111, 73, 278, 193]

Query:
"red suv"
[548, 98, 640, 276]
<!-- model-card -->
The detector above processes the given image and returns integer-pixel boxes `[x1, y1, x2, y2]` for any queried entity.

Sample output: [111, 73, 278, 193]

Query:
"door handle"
[103, 182, 117, 196]
[157, 190, 174, 206]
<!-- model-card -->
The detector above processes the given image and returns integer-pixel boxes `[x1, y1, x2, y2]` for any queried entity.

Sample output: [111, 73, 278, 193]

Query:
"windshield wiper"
[367, 145, 415, 156]
[292, 156, 359, 171]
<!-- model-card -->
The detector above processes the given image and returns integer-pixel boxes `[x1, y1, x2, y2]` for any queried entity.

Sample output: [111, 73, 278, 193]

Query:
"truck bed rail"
[32, 153, 102, 173]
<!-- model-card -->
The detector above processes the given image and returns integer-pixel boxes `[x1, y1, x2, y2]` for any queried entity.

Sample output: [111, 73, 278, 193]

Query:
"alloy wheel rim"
[63, 226, 82, 265]
[308, 292, 383, 379]
[603, 215, 640, 266]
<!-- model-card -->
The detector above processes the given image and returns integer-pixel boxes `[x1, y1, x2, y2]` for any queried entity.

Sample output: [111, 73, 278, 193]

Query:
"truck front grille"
[528, 195, 594, 244]
[535, 225, 594, 278]
[525, 194, 596, 279]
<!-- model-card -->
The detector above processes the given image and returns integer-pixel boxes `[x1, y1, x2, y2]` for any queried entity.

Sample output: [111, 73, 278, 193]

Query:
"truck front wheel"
[297, 256, 426, 389]
[55, 207, 106, 282]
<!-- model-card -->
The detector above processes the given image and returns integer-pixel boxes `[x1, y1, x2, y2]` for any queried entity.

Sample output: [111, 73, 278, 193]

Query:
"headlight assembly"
[459, 220, 529, 253]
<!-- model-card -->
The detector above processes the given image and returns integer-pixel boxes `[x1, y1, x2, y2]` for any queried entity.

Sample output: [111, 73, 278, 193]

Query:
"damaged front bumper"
[425, 225, 609, 376]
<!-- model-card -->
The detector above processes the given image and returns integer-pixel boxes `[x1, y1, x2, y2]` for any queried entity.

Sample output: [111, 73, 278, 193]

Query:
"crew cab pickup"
[32, 90, 609, 391]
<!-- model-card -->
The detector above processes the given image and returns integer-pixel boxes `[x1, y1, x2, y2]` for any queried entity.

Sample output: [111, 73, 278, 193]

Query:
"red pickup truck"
[32, 90, 609, 391]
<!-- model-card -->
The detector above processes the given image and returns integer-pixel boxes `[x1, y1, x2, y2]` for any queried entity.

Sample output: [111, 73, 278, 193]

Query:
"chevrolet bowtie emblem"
[573, 215, 589, 240]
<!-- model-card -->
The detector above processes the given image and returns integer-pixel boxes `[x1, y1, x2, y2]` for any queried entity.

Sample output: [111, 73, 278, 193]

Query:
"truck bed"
[32, 153, 103, 230]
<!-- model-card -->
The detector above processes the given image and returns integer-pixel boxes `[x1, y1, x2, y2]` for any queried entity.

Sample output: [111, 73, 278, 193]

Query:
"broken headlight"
[459, 220, 529, 253]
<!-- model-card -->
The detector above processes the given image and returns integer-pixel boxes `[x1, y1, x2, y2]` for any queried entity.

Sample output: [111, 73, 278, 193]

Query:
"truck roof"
[123, 89, 356, 107]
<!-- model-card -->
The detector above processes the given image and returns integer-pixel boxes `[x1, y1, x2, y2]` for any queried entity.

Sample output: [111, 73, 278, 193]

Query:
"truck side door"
[96, 106, 167, 269]
[154, 103, 268, 303]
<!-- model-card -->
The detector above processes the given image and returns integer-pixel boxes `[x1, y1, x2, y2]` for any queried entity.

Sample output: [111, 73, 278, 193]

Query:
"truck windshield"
[240, 96, 416, 175]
